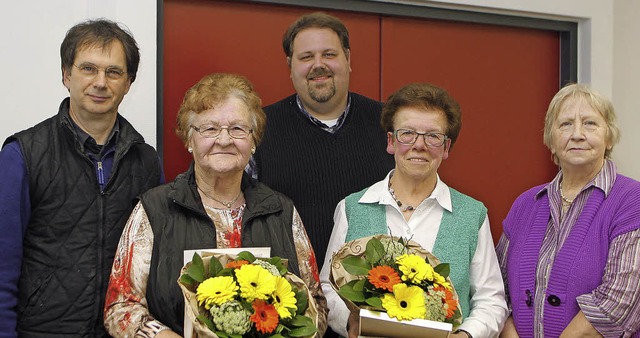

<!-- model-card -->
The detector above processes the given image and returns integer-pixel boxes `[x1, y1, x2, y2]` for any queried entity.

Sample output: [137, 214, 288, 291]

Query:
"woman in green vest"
[319, 82, 508, 338]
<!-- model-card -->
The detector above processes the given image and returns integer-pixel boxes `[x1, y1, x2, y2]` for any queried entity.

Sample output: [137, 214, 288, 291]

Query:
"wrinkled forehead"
[557, 95, 603, 119]
[190, 97, 253, 124]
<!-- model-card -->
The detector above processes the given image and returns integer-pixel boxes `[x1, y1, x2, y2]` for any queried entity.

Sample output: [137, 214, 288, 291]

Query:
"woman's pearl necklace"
[559, 186, 574, 204]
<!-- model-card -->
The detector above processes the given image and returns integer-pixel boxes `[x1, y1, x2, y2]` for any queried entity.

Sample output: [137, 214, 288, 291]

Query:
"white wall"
[2, 0, 638, 179]
[612, 0, 640, 180]
[0, 0, 157, 147]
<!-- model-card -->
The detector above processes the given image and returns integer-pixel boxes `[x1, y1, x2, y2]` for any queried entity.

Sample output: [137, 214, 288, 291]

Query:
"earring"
[188, 147, 193, 153]
[251, 147, 256, 155]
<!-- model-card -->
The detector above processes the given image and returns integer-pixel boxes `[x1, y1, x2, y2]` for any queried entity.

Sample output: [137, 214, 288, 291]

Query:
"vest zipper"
[97, 161, 105, 192]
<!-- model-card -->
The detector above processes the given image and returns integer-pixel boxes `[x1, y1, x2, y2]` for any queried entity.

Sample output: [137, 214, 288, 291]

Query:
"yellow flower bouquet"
[329, 235, 462, 334]
[179, 251, 319, 338]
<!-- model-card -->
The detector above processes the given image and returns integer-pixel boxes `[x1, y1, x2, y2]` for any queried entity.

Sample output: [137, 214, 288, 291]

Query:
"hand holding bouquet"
[179, 251, 319, 337]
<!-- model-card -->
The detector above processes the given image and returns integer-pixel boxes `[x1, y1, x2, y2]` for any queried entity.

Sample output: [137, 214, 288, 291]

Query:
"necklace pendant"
[388, 176, 415, 213]
[198, 186, 241, 209]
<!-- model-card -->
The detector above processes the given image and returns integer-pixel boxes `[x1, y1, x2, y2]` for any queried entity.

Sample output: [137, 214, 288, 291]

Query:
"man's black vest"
[255, 93, 394, 267]
[9, 99, 161, 337]
[141, 165, 298, 334]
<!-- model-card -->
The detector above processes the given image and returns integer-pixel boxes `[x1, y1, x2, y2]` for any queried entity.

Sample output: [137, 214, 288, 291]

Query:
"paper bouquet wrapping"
[179, 251, 319, 338]
[329, 235, 462, 337]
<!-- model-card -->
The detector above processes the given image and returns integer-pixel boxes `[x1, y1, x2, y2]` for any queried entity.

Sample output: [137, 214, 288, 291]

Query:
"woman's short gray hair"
[543, 83, 620, 164]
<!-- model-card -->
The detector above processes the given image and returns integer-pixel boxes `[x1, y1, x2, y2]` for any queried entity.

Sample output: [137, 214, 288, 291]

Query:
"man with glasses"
[253, 12, 394, 277]
[320, 83, 508, 337]
[0, 19, 163, 337]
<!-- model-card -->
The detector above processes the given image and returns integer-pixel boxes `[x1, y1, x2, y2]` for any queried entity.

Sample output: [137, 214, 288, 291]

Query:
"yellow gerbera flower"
[273, 276, 297, 318]
[235, 264, 277, 302]
[196, 276, 238, 309]
[432, 272, 452, 290]
[381, 283, 426, 320]
[396, 254, 434, 284]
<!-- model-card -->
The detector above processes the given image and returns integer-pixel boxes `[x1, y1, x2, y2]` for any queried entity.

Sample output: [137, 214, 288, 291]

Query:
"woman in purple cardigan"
[496, 84, 640, 338]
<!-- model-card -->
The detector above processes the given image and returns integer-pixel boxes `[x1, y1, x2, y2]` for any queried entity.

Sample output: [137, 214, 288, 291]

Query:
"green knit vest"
[344, 187, 486, 318]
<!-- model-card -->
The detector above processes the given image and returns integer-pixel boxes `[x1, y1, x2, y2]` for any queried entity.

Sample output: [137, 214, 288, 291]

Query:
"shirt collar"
[536, 159, 617, 199]
[70, 117, 120, 156]
[295, 94, 351, 133]
[360, 170, 453, 212]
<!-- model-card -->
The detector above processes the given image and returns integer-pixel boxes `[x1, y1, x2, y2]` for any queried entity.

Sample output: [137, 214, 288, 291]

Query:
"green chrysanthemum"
[210, 300, 252, 335]
[196, 276, 238, 309]
[381, 283, 426, 320]
[396, 254, 434, 284]
[253, 259, 281, 276]
[379, 238, 408, 263]
[273, 276, 297, 318]
[423, 286, 447, 322]
[235, 264, 277, 302]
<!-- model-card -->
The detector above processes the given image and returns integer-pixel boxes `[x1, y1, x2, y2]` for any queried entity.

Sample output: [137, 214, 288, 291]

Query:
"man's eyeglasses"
[73, 63, 127, 80]
[394, 129, 448, 147]
[191, 125, 253, 139]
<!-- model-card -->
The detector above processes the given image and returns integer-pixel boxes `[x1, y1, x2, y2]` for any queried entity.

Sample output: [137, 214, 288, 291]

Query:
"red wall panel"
[163, 0, 380, 180]
[381, 17, 558, 239]
[164, 0, 560, 241]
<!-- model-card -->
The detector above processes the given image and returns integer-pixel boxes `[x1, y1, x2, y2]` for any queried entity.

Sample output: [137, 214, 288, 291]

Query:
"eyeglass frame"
[190, 124, 254, 139]
[72, 63, 127, 80]
[393, 129, 449, 147]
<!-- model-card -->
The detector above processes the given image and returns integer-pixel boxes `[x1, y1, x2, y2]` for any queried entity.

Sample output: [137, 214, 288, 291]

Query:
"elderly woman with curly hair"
[104, 73, 327, 337]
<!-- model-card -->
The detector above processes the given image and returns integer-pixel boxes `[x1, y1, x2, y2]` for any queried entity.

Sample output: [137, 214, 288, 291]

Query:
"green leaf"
[434, 263, 450, 279]
[342, 256, 371, 275]
[178, 273, 196, 287]
[338, 284, 366, 302]
[288, 323, 317, 337]
[274, 323, 285, 334]
[295, 289, 309, 314]
[217, 267, 235, 277]
[196, 314, 215, 331]
[353, 279, 366, 292]
[187, 253, 205, 282]
[365, 238, 386, 264]
[264, 256, 288, 275]
[289, 314, 314, 326]
[269, 334, 285, 338]
[365, 296, 383, 308]
[342, 279, 370, 295]
[237, 250, 256, 262]
[208, 255, 224, 277]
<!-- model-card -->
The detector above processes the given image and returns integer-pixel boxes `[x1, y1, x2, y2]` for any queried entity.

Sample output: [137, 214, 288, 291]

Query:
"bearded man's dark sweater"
[255, 93, 394, 267]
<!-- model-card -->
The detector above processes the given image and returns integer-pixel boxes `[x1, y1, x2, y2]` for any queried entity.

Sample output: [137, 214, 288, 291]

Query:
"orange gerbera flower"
[250, 299, 279, 334]
[368, 265, 401, 292]
[226, 260, 249, 269]
[435, 285, 458, 318]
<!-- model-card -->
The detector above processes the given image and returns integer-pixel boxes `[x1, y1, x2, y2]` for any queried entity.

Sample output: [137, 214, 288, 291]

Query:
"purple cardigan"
[502, 174, 640, 337]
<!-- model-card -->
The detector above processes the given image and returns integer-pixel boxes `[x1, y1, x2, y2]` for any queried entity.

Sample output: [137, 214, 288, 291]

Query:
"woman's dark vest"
[142, 165, 298, 334]
[10, 99, 161, 337]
